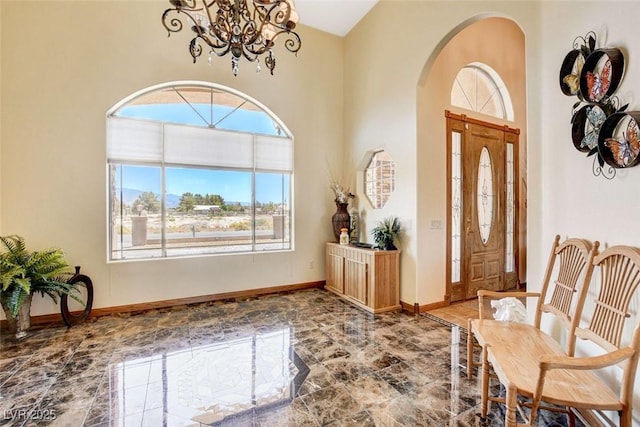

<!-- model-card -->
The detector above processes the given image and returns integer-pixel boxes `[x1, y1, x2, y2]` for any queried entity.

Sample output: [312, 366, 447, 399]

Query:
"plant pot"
[380, 241, 397, 251]
[373, 237, 397, 250]
[2, 294, 31, 339]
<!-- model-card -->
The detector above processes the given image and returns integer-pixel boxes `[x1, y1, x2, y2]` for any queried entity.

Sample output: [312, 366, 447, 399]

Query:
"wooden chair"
[466, 235, 597, 380]
[475, 244, 640, 426]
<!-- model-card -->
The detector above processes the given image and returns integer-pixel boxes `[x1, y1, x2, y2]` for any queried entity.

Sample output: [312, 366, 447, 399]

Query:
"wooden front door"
[447, 111, 519, 302]
[463, 123, 505, 299]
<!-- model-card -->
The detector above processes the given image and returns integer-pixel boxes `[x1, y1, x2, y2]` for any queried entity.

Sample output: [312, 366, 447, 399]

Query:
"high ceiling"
[295, 0, 379, 37]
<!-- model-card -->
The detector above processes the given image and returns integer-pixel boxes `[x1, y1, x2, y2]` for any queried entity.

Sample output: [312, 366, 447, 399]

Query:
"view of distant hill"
[118, 188, 180, 208]
[118, 188, 249, 208]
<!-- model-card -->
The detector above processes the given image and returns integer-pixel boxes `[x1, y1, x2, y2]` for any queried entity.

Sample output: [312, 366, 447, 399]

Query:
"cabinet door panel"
[345, 258, 368, 304]
[326, 252, 344, 293]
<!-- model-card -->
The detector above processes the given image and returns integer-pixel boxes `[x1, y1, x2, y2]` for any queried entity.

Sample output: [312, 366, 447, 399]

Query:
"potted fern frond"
[371, 217, 402, 250]
[0, 235, 74, 338]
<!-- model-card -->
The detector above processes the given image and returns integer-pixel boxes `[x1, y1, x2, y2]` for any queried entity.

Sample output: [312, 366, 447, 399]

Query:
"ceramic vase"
[331, 202, 351, 242]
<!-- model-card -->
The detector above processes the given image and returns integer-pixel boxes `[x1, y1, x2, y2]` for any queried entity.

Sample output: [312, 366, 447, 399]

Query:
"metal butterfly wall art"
[604, 119, 640, 167]
[560, 31, 636, 178]
[586, 60, 611, 102]
[581, 105, 606, 150]
[562, 54, 584, 95]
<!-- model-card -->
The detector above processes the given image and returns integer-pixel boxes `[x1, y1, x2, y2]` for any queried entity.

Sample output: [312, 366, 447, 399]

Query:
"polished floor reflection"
[1, 289, 577, 426]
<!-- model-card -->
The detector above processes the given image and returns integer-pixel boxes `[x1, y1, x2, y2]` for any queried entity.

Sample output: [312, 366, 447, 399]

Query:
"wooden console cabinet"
[325, 242, 400, 313]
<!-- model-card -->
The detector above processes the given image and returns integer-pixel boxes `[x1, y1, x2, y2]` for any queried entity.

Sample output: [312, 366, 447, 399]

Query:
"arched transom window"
[107, 82, 293, 261]
[451, 62, 514, 121]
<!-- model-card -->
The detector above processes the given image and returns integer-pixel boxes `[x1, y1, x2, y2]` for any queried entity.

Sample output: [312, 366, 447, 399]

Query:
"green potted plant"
[371, 217, 402, 250]
[0, 235, 75, 338]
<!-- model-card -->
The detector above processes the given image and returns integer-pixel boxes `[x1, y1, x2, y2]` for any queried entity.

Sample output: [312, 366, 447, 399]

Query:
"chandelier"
[162, 0, 301, 76]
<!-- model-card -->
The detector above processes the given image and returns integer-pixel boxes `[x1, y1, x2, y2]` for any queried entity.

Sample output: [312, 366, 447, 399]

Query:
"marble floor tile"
[296, 365, 336, 397]
[301, 384, 363, 425]
[0, 289, 583, 426]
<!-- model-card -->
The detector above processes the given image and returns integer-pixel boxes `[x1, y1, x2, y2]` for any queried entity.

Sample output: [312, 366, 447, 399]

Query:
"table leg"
[505, 382, 518, 427]
[481, 346, 490, 417]
[467, 319, 474, 380]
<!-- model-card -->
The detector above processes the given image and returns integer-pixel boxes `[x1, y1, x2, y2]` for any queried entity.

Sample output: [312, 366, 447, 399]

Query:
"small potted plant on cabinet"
[0, 235, 75, 338]
[371, 217, 402, 250]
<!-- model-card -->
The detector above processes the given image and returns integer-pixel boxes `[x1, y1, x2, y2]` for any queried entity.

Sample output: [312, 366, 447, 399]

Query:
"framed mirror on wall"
[364, 150, 395, 209]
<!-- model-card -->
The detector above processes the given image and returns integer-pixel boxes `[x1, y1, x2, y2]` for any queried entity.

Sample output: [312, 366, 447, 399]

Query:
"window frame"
[450, 62, 514, 122]
[106, 81, 294, 262]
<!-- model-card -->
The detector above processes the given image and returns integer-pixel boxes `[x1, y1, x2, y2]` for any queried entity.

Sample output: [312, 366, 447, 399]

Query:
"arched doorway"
[448, 62, 519, 300]
[416, 16, 527, 305]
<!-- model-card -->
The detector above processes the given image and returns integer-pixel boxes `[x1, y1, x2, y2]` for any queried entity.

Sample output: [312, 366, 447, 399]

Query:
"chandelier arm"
[283, 32, 301, 54]
[265, 50, 276, 75]
[209, 42, 233, 58]
[246, 1, 292, 47]
[202, 25, 230, 50]
[243, 28, 299, 55]
[189, 37, 204, 62]
[235, 0, 258, 56]
[241, 48, 259, 63]
[163, 6, 210, 39]
[200, 0, 217, 32]
[238, 0, 252, 23]
[162, 9, 187, 34]
[171, 0, 199, 10]
[190, 27, 233, 60]
[242, 7, 291, 56]
[272, 3, 289, 26]
[244, 45, 268, 56]
[162, 0, 204, 34]
[250, 1, 275, 39]
[239, 18, 259, 46]
[189, 27, 228, 60]
[273, 1, 298, 31]
[211, 12, 232, 44]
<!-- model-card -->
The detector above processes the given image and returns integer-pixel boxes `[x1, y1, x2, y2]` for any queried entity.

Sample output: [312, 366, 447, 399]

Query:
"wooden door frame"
[445, 110, 521, 302]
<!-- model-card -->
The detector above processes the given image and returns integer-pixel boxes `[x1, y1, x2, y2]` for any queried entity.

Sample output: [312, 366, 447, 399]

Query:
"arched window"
[451, 62, 514, 121]
[107, 82, 293, 261]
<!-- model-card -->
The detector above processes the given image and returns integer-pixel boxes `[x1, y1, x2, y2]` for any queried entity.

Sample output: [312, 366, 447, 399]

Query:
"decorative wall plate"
[597, 112, 640, 168]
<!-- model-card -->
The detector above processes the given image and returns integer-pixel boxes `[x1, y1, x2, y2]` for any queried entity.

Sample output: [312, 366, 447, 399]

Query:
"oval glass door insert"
[477, 147, 494, 245]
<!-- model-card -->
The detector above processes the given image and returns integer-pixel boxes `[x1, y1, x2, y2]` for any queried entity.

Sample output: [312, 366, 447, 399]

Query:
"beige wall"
[540, 2, 640, 262]
[344, 1, 542, 306]
[0, 3, 2, 233]
[0, 1, 344, 315]
[540, 3, 640, 421]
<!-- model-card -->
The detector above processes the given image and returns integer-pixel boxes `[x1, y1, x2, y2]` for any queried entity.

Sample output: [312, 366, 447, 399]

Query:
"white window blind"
[107, 117, 292, 172]
[255, 135, 293, 172]
[107, 117, 162, 162]
[164, 124, 254, 169]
